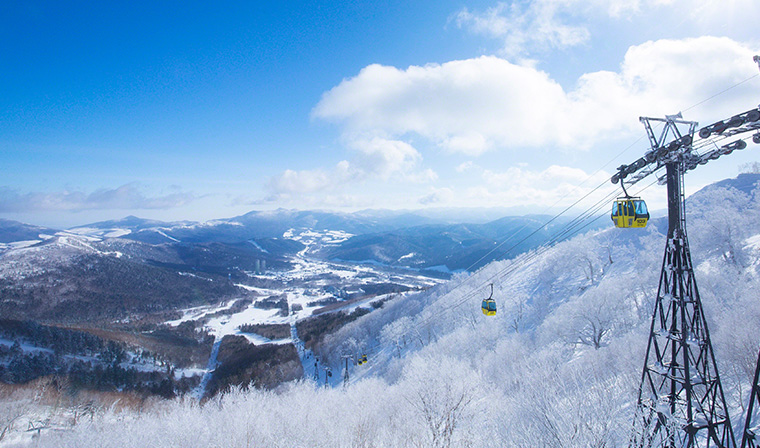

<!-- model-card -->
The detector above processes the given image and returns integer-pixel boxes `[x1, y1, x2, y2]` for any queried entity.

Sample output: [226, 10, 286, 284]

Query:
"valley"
[0, 219, 444, 401]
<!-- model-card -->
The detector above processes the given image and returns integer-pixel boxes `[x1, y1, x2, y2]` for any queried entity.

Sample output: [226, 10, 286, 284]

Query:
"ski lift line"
[411, 181, 616, 325]
[499, 178, 657, 288]
[488, 195, 613, 281]
[354, 180, 658, 365]
[346, 75, 758, 383]
[543, 195, 615, 243]
[439, 184, 655, 321]
[461, 176, 615, 274]
[402, 179, 659, 343]
[496, 184, 623, 262]
[495, 163, 660, 263]
[682, 73, 759, 114]
[466, 177, 615, 275]
[356, 180, 655, 367]
[364, 179, 657, 358]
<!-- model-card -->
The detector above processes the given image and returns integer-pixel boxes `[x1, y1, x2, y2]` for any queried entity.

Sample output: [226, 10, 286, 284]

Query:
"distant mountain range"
[2, 172, 756, 283]
[77, 209, 444, 244]
[0, 219, 59, 244]
[315, 215, 577, 271]
[0, 172, 755, 337]
[0, 208, 592, 273]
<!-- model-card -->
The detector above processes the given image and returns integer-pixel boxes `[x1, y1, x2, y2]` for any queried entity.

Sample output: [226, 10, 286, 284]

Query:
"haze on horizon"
[2, 1, 760, 229]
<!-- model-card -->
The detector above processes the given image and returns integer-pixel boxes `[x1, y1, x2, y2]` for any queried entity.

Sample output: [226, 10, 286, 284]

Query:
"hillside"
[3, 174, 756, 447]
[0, 208, 593, 325]
[0, 220, 59, 245]
[0, 235, 266, 322]
[317, 215, 584, 271]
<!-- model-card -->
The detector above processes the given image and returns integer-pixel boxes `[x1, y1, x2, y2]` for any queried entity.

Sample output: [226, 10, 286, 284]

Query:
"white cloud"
[314, 57, 568, 155]
[456, 161, 476, 173]
[0, 184, 195, 213]
[684, 0, 760, 30]
[418, 187, 455, 205]
[407, 168, 439, 183]
[484, 164, 601, 188]
[455, 1, 591, 58]
[265, 138, 436, 199]
[266, 161, 355, 196]
[453, 0, 760, 58]
[350, 138, 423, 180]
[473, 164, 614, 208]
[267, 169, 329, 194]
[314, 37, 758, 156]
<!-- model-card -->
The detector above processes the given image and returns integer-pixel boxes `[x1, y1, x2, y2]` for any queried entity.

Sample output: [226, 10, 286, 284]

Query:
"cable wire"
[339, 73, 760, 381]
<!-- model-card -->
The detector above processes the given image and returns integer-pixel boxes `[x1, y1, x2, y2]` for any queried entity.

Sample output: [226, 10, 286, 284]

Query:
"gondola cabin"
[361, 354, 368, 363]
[481, 283, 497, 316]
[611, 197, 649, 228]
[481, 299, 497, 316]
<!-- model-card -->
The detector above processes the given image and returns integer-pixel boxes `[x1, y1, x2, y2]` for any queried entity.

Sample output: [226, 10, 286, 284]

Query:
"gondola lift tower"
[613, 56, 760, 448]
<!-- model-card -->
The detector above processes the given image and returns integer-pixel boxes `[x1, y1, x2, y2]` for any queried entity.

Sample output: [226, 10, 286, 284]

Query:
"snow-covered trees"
[401, 356, 481, 448]
[9, 176, 760, 447]
[542, 277, 636, 349]
[689, 185, 760, 269]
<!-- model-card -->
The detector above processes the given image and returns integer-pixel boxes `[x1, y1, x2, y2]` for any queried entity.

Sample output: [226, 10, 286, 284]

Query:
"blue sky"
[2, 0, 760, 228]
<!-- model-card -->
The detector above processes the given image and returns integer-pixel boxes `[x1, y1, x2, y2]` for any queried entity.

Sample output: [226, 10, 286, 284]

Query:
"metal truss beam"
[741, 350, 760, 448]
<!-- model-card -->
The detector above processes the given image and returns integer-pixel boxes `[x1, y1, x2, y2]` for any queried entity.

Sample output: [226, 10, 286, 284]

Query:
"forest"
[0, 320, 201, 400]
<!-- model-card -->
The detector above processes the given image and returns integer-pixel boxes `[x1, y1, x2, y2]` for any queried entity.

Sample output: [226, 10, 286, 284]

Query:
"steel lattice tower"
[625, 117, 735, 448]
[610, 57, 760, 447]
[741, 350, 760, 448]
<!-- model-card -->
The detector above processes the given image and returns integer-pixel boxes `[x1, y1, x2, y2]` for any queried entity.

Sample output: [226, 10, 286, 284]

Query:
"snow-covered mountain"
[0, 219, 59, 247]
[79, 209, 443, 244]
[3, 174, 760, 447]
[1, 208, 595, 275]
[317, 214, 584, 271]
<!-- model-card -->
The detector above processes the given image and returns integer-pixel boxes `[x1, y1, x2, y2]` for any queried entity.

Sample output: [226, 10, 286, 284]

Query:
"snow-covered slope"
[8, 174, 760, 447]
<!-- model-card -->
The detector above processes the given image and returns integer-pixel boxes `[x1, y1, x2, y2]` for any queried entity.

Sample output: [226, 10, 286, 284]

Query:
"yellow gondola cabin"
[611, 197, 649, 228]
[481, 299, 497, 316]
[481, 283, 497, 316]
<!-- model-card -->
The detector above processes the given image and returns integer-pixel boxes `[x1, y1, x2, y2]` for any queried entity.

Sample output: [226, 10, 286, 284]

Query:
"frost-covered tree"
[0, 396, 29, 442]
[689, 185, 759, 269]
[380, 316, 413, 358]
[401, 355, 481, 448]
[542, 278, 634, 349]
